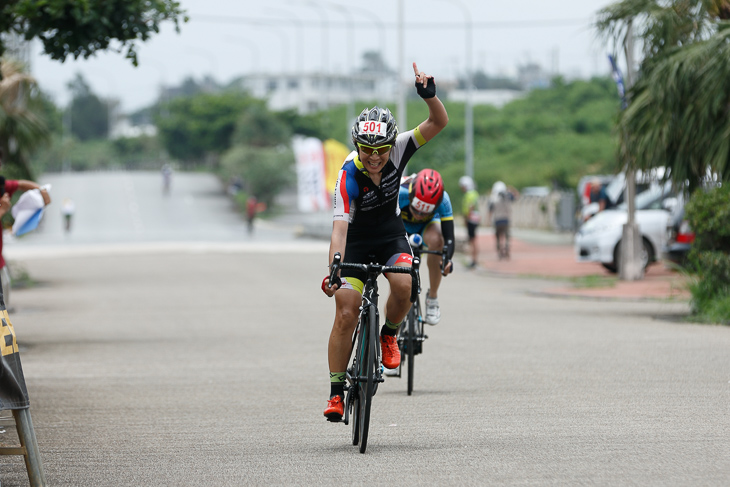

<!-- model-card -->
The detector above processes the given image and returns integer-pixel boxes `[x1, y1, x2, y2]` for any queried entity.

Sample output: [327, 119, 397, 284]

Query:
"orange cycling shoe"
[324, 395, 344, 421]
[380, 335, 401, 369]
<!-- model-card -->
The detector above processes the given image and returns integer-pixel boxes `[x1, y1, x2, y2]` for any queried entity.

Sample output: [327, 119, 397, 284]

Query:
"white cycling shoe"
[424, 293, 441, 325]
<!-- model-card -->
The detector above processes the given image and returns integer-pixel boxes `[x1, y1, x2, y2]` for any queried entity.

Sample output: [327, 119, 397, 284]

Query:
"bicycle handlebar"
[410, 239, 453, 276]
[329, 252, 421, 302]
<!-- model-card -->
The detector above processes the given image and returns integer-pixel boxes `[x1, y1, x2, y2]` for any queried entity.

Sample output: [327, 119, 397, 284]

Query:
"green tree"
[0, 0, 187, 68]
[67, 73, 108, 141]
[0, 57, 50, 178]
[220, 145, 294, 209]
[232, 103, 292, 148]
[155, 92, 254, 164]
[597, 0, 730, 190]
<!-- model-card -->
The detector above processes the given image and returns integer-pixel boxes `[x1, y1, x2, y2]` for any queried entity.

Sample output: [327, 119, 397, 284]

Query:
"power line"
[189, 13, 589, 29]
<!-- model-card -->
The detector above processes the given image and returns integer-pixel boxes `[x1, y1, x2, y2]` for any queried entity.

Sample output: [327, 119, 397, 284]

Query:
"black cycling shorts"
[466, 222, 478, 240]
[340, 232, 412, 292]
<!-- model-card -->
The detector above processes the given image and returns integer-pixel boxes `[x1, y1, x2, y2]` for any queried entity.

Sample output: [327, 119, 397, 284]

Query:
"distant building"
[518, 63, 551, 90]
[232, 72, 398, 114]
[110, 117, 157, 139]
[447, 89, 524, 108]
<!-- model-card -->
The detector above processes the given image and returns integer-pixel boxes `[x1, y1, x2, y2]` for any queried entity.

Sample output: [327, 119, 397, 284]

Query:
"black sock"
[380, 318, 400, 337]
[329, 372, 345, 399]
[330, 383, 344, 399]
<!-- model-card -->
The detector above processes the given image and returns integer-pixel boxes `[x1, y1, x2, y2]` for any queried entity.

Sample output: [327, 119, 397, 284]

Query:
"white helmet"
[459, 175, 475, 191]
[492, 181, 507, 195]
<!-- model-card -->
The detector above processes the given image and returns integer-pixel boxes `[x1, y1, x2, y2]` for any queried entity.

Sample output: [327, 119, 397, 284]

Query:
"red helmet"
[409, 169, 444, 214]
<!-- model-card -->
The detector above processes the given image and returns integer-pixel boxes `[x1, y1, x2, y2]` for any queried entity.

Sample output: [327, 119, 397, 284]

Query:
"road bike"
[327, 252, 419, 453]
[395, 236, 451, 396]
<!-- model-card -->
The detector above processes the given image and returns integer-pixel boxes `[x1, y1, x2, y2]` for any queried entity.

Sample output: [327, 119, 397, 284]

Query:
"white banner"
[293, 136, 330, 212]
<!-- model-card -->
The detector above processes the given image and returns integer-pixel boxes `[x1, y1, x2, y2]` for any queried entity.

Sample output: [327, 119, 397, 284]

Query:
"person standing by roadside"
[459, 175, 480, 269]
[0, 149, 51, 307]
[488, 181, 519, 260]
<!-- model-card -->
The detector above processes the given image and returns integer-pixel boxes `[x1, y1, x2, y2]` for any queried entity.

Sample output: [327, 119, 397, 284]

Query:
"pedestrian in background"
[459, 175, 480, 269]
[61, 197, 75, 233]
[246, 196, 258, 235]
[488, 181, 519, 260]
[161, 163, 173, 195]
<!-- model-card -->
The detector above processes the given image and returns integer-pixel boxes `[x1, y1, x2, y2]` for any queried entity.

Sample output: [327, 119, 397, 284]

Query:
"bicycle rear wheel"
[357, 304, 377, 453]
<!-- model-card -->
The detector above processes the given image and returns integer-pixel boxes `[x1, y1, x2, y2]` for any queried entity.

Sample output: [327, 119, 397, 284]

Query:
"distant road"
[7, 170, 305, 252]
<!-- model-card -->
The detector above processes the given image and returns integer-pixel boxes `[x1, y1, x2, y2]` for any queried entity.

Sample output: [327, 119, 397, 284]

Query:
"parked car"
[575, 181, 674, 273]
[663, 194, 694, 266]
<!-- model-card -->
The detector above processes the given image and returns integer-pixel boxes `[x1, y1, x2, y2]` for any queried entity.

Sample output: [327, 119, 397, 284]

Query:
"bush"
[220, 144, 294, 209]
[685, 185, 730, 324]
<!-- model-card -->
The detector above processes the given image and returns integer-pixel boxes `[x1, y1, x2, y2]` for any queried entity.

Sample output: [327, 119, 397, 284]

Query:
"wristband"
[415, 77, 436, 99]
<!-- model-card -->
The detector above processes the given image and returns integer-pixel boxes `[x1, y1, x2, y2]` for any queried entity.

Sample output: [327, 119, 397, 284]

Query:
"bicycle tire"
[407, 302, 418, 396]
[358, 304, 377, 453]
[350, 312, 367, 446]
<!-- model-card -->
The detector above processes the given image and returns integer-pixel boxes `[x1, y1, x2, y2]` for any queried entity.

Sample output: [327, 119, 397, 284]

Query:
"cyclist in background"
[321, 62, 449, 421]
[399, 169, 454, 325]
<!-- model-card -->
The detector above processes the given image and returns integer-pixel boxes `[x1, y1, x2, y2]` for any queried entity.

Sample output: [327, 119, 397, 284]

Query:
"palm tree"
[596, 0, 730, 190]
[0, 57, 49, 179]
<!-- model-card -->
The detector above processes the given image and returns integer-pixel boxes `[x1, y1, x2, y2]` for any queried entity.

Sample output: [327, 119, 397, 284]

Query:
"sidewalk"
[469, 227, 690, 301]
[289, 212, 689, 302]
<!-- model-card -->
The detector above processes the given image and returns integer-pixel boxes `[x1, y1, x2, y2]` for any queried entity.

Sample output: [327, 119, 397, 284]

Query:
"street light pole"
[448, 0, 473, 178]
[265, 9, 304, 76]
[323, 1, 356, 138]
[397, 0, 407, 130]
[433, 0, 473, 178]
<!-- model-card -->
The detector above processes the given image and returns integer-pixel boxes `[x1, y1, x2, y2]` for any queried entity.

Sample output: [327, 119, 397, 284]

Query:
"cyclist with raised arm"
[399, 169, 455, 324]
[321, 62, 449, 421]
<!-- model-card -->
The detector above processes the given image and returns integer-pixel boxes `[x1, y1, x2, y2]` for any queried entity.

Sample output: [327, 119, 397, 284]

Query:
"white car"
[575, 182, 674, 272]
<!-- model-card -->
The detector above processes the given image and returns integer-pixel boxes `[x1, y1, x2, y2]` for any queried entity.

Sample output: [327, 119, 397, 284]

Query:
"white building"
[233, 72, 398, 114]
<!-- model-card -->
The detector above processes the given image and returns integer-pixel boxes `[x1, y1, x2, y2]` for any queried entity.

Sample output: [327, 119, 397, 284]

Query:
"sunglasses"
[357, 143, 393, 155]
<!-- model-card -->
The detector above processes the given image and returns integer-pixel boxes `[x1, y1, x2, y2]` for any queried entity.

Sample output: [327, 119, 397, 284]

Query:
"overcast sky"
[28, 0, 618, 113]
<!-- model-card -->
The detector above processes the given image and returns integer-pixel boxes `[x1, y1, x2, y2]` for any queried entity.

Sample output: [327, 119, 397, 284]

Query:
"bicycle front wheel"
[357, 304, 377, 453]
[406, 302, 418, 396]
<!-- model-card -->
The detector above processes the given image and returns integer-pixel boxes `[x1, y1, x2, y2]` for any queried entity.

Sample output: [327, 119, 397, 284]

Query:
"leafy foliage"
[219, 145, 294, 208]
[685, 185, 730, 323]
[67, 73, 109, 141]
[155, 92, 255, 163]
[232, 103, 292, 148]
[620, 25, 730, 191]
[0, 57, 50, 178]
[597, 1, 730, 190]
[1, 0, 187, 65]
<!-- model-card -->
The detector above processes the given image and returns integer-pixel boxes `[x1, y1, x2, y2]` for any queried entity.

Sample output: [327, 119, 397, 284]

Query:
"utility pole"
[619, 21, 644, 281]
[397, 0, 407, 130]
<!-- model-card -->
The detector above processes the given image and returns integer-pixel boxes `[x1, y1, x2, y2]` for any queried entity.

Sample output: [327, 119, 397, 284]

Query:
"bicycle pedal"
[326, 416, 344, 423]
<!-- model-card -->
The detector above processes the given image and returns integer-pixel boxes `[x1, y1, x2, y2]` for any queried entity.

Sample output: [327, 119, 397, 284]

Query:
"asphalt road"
[2, 171, 728, 486]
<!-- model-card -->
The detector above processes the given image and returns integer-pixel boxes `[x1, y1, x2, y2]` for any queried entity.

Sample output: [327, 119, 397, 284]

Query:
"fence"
[478, 190, 577, 233]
